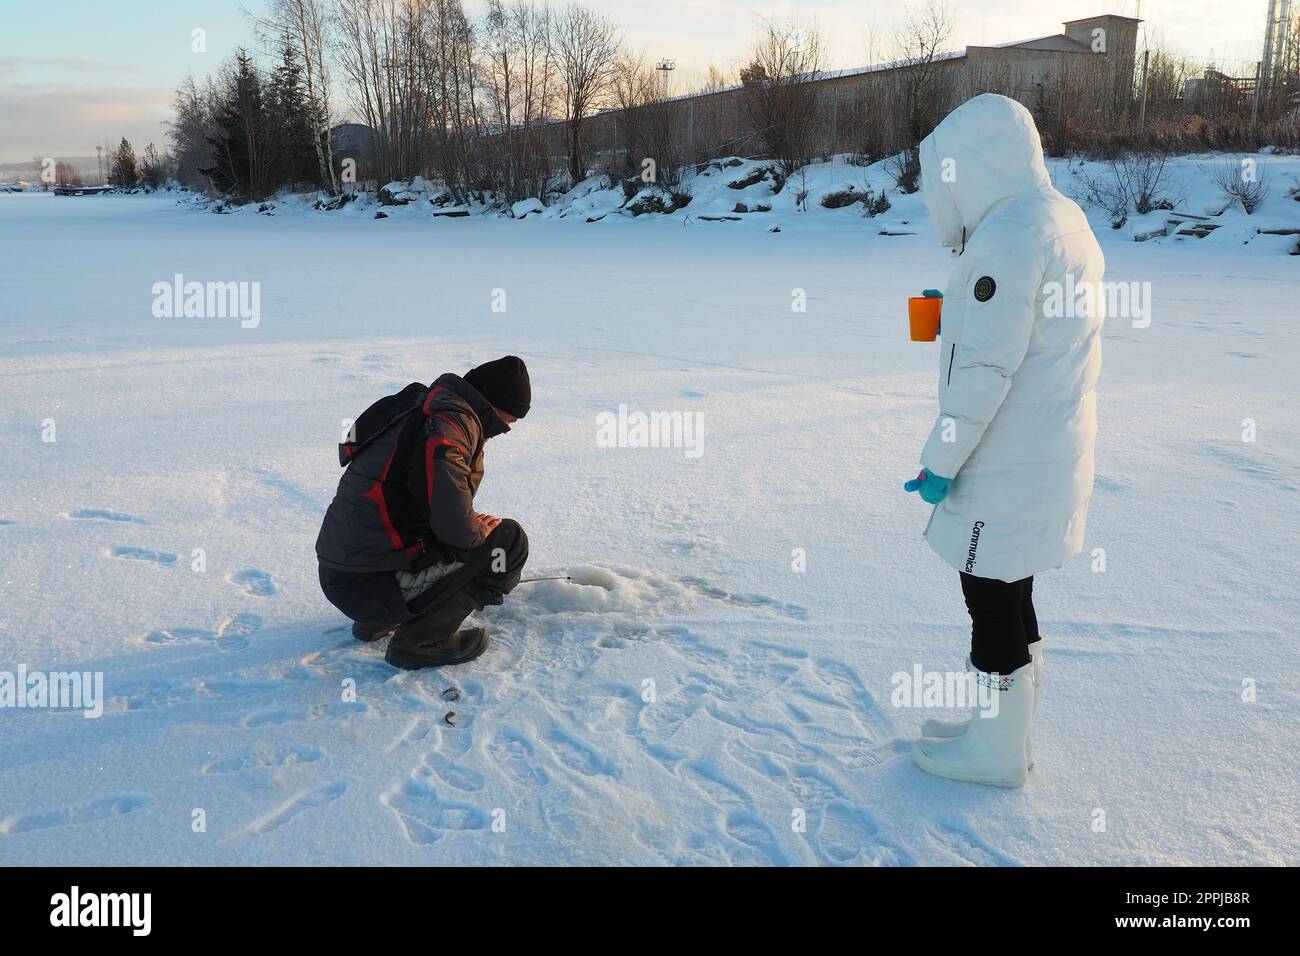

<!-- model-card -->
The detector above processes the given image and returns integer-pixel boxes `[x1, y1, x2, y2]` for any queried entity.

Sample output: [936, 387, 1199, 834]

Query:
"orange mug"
[908, 294, 942, 342]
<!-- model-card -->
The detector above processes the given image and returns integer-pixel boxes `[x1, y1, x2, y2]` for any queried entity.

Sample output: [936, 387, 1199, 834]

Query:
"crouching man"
[316, 356, 531, 669]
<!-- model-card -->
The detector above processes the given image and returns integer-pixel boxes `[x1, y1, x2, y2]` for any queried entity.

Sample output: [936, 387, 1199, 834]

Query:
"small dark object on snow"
[444, 711, 457, 726]
[442, 686, 461, 702]
[374, 211, 388, 219]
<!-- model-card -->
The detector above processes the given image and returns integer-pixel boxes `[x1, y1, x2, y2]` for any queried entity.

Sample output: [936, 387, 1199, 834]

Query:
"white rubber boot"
[911, 660, 1035, 788]
[921, 643, 1044, 768]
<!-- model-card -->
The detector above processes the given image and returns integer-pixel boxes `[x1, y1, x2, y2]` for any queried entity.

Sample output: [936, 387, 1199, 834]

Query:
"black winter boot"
[386, 627, 490, 669]
[385, 589, 490, 669]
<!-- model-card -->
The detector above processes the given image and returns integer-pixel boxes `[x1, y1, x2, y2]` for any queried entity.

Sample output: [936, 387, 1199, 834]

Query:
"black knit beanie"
[464, 355, 531, 418]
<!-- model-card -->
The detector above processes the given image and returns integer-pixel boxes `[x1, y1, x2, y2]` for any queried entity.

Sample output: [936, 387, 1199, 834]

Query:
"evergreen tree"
[267, 40, 320, 189]
[108, 138, 139, 187]
[202, 51, 273, 199]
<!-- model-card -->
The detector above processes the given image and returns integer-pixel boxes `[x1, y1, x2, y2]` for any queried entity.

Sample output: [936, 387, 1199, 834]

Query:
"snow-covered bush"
[820, 188, 861, 209]
[863, 186, 891, 217]
[1079, 150, 1182, 227]
[886, 148, 921, 194]
[1212, 157, 1271, 214]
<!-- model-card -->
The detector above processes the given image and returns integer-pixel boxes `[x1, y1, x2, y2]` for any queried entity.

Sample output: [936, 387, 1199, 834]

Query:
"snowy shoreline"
[127, 150, 1300, 260]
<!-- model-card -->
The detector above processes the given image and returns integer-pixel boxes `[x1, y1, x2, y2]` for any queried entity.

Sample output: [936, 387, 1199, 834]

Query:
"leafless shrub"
[820, 188, 860, 209]
[1212, 156, 1271, 214]
[794, 168, 809, 210]
[885, 147, 921, 193]
[1079, 149, 1184, 227]
[862, 185, 891, 216]
[611, 52, 688, 191]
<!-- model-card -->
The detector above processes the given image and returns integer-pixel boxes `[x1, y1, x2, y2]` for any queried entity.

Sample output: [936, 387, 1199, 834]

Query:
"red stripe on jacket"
[361, 446, 417, 555]
[433, 413, 471, 455]
[421, 386, 448, 415]
[424, 437, 457, 507]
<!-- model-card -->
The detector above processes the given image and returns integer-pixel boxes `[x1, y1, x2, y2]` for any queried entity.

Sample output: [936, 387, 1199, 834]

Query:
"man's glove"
[903, 468, 952, 504]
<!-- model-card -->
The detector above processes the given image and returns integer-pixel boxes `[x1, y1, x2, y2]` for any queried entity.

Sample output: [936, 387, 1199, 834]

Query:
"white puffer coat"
[917, 94, 1105, 583]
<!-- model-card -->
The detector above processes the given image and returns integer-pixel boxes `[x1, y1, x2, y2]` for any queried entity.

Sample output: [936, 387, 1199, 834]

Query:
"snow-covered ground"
[0, 172, 1297, 866]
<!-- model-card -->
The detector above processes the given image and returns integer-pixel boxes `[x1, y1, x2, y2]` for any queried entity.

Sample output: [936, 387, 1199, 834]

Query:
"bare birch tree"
[267, 0, 339, 193]
[740, 15, 825, 175]
[553, 3, 621, 185]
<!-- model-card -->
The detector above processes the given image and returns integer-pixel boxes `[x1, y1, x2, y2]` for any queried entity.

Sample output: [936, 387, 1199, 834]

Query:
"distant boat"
[53, 185, 112, 196]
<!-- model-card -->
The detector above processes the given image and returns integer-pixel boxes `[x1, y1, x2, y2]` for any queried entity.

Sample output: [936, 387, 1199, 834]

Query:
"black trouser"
[959, 572, 1040, 675]
[318, 520, 529, 632]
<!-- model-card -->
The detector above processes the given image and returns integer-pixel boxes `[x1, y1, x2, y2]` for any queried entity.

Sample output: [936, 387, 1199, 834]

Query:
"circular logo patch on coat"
[973, 276, 996, 302]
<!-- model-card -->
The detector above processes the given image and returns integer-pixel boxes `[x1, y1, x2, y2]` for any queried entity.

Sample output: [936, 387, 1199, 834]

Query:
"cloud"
[0, 83, 174, 163]
[0, 57, 143, 79]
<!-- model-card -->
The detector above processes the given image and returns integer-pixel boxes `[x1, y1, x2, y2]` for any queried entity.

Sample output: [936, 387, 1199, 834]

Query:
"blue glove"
[903, 468, 952, 504]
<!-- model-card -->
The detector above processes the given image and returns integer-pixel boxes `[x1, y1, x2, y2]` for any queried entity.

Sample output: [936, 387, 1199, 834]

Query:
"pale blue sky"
[0, 0, 1275, 162]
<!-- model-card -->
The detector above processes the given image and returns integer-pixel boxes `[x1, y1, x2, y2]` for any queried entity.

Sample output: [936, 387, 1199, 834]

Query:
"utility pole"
[96, 145, 105, 185]
[830, 86, 838, 157]
[1273, 0, 1293, 89]
[1135, 48, 1150, 140]
[1260, 0, 1280, 105]
[655, 59, 676, 155]
[1248, 60, 1263, 145]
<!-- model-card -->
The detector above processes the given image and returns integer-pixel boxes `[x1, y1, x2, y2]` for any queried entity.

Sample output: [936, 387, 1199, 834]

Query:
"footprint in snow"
[202, 745, 325, 775]
[233, 781, 348, 839]
[237, 707, 308, 728]
[544, 727, 615, 778]
[810, 801, 882, 865]
[722, 811, 788, 866]
[69, 508, 145, 523]
[106, 545, 176, 566]
[228, 568, 277, 597]
[381, 778, 488, 845]
[424, 752, 486, 792]
[138, 613, 261, 653]
[0, 795, 150, 837]
[488, 730, 549, 787]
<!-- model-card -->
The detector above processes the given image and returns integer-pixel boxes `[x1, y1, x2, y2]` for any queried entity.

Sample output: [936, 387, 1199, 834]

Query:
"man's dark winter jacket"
[316, 373, 509, 573]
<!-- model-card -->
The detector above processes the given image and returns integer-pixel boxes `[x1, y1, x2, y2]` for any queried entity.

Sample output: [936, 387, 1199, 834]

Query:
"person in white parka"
[903, 94, 1105, 788]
